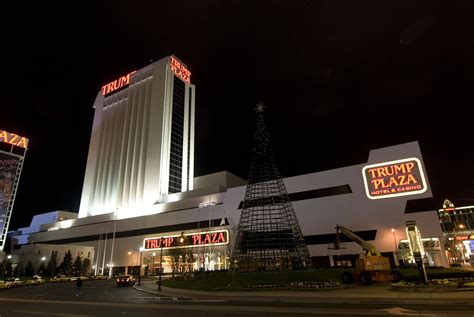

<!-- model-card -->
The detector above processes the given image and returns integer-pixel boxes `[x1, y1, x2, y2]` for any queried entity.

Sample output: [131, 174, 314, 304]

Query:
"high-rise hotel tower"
[79, 56, 195, 218]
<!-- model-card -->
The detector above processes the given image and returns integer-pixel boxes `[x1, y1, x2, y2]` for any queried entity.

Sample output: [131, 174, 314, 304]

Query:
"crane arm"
[336, 225, 380, 256]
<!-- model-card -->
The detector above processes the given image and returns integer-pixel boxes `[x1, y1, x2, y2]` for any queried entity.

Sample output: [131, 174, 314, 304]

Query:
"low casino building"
[10, 141, 448, 274]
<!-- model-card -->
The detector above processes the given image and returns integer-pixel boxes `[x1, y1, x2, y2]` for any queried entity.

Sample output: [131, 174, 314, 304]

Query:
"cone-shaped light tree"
[231, 103, 311, 271]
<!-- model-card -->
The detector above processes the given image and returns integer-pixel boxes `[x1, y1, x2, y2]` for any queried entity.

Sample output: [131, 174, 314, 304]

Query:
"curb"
[133, 284, 164, 296]
[132, 284, 474, 306]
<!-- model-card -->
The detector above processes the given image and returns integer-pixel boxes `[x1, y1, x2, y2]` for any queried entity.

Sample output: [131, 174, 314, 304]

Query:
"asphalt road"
[0, 279, 176, 304]
[0, 280, 473, 316]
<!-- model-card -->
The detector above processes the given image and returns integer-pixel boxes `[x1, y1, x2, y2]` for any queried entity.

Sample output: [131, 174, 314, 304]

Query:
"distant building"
[9, 210, 78, 246]
[79, 55, 195, 219]
[438, 200, 474, 266]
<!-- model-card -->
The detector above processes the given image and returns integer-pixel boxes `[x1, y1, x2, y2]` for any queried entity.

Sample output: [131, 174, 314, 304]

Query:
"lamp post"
[152, 253, 156, 276]
[39, 256, 46, 275]
[138, 247, 144, 285]
[158, 238, 163, 291]
[109, 208, 118, 279]
[391, 228, 398, 268]
[391, 228, 397, 251]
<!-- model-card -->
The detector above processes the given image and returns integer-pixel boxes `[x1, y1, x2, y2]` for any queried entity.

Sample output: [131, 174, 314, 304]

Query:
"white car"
[25, 275, 45, 286]
[6, 278, 24, 288]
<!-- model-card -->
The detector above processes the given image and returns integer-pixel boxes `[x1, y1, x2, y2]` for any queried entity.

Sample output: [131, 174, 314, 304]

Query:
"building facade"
[79, 56, 195, 219]
[438, 200, 474, 266]
[11, 142, 448, 274]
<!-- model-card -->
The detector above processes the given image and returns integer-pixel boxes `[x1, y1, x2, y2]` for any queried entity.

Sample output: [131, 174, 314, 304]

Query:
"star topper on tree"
[255, 102, 265, 113]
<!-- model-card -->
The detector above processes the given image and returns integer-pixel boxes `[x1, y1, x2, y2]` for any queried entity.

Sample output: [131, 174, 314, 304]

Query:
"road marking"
[374, 307, 445, 317]
[12, 310, 95, 317]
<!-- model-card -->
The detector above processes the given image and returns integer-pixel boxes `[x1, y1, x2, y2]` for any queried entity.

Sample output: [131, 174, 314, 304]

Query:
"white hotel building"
[80, 55, 195, 219]
[9, 56, 447, 273]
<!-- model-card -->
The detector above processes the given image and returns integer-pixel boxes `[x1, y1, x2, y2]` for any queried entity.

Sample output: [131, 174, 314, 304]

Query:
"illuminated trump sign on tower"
[362, 158, 427, 199]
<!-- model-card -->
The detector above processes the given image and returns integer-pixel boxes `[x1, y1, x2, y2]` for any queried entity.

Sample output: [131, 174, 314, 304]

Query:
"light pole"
[138, 247, 144, 285]
[391, 228, 397, 251]
[4, 255, 12, 278]
[109, 208, 118, 279]
[158, 238, 163, 291]
[391, 228, 398, 267]
[152, 253, 156, 276]
[39, 256, 46, 275]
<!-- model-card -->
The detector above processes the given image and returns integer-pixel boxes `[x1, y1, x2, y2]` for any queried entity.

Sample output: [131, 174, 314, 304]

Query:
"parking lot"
[0, 278, 167, 304]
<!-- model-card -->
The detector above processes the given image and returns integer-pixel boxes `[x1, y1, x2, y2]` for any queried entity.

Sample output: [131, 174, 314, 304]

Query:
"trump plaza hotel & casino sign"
[143, 230, 229, 251]
[362, 158, 427, 199]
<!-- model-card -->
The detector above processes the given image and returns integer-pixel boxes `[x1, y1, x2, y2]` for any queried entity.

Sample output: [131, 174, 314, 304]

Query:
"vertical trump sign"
[362, 158, 427, 200]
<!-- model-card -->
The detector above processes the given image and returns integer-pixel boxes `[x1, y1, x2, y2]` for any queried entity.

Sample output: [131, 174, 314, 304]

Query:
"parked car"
[6, 278, 24, 288]
[116, 275, 136, 287]
[25, 275, 45, 286]
[50, 275, 70, 282]
[0, 280, 11, 289]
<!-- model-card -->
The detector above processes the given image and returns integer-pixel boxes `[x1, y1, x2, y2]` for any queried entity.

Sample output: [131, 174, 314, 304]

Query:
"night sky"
[2, 1, 473, 229]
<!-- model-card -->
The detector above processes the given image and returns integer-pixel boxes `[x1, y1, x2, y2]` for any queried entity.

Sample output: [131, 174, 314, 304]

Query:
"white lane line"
[12, 310, 95, 317]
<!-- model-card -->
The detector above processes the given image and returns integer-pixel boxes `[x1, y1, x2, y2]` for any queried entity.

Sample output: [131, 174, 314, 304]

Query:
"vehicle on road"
[0, 280, 11, 289]
[25, 275, 45, 286]
[6, 278, 24, 288]
[50, 275, 70, 282]
[116, 275, 136, 287]
[331, 225, 402, 285]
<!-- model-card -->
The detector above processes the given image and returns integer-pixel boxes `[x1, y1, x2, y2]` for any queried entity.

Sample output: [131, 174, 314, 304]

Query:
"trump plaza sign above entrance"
[362, 157, 427, 200]
[143, 230, 229, 251]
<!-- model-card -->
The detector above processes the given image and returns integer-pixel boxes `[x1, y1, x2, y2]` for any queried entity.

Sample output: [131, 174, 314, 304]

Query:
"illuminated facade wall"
[17, 142, 447, 269]
[79, 56, 195, 218]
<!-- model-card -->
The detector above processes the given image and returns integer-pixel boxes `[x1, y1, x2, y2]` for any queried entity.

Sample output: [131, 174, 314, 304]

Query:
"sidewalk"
[134, 279, 474, 306]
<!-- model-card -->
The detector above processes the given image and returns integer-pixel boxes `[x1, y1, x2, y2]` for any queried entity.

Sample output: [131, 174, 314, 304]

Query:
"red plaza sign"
[170, 56, 191, 84]
[0, 130, 29, 149]
[143, 230, 228, 251]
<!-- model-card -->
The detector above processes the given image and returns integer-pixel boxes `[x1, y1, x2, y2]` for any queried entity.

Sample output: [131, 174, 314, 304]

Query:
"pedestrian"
[75, 277, 83, 296]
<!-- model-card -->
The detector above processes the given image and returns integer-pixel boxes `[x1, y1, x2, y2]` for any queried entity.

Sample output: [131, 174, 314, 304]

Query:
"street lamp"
[391, 228, 397, 251]
[109, 208, 118, 279]
[138, 247, 144, 285]
[158, 238, 164, 291]
[7, 255, 11, 260]
[391, 228, 399, 268]
[152, 253, 156, 276]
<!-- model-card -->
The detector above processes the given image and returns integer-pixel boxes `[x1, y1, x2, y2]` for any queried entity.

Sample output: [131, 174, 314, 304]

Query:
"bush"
[401, 268, 474, 282]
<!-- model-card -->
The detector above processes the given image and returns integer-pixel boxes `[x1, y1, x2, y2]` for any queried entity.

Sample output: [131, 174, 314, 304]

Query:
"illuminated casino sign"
[362, 157, 427, 199]
[0, 130, 29, 149]
[143, 230, 228, 251]
[170, 56, 191, 84]
[101, 71, 136, 96]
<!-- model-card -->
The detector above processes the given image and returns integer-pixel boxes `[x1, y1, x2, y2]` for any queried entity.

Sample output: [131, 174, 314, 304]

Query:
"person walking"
[75, 277, 83, 296]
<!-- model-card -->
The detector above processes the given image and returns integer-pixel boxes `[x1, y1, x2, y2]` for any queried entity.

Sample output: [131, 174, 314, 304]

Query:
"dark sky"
[2, 0, 474, 229]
